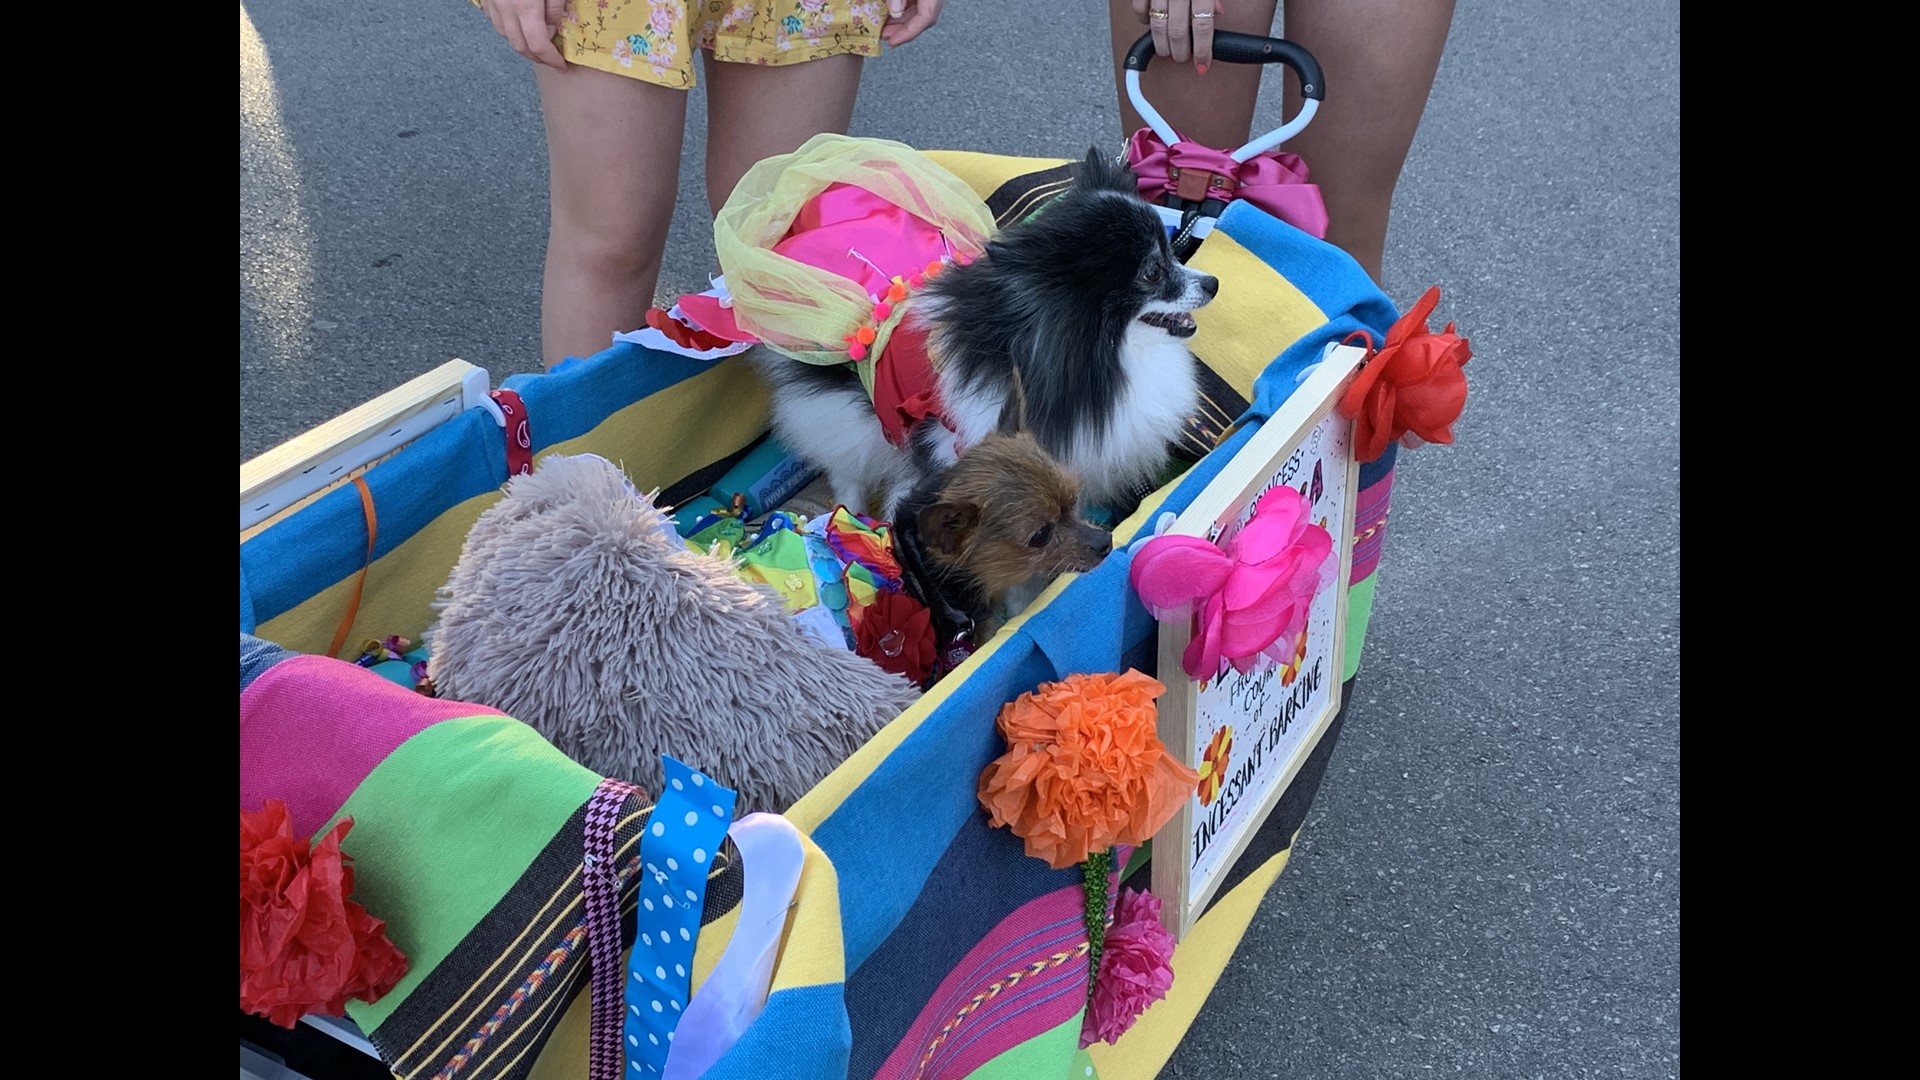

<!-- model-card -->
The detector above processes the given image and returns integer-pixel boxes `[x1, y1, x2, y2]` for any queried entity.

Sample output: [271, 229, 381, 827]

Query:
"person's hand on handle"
[480, 0, 570, 71]
[1132, 0, 1222, 73]
[881, 0, 944, 48]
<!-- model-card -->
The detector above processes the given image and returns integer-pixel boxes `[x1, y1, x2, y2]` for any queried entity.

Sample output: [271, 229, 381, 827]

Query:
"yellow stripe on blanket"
[1185, 231, 1328, 402]
[768, 831, 845, 991]
[255, 362, 771, 657]
[923, 151, 1072, 204]
[687, 830, 844, 994]
[1084, 840, 1298, 1079]
[538, 356, 771, 492]
[257, 494, 497, 658]
[783, 618, 1023, 831]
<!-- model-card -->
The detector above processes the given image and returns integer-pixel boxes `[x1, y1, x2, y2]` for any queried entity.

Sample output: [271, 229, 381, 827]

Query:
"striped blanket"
[238, 151, 1403, 1079]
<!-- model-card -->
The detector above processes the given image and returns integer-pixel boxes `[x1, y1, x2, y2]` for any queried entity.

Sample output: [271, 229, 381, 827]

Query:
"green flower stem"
[1083, 848, 1113, 996]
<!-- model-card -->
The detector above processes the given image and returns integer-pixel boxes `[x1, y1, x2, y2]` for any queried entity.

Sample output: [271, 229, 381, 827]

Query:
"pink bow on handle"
[1129, 486, 1336, 680]
[1124, 128, 1330, 239]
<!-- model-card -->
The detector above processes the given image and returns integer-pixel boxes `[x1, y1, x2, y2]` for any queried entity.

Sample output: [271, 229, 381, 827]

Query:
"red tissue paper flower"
[1338, 285, 1471, 463]
[1080, 887, 1177, 1048]
[853, 588, 938, 686]
[240, 800, 409, 1027]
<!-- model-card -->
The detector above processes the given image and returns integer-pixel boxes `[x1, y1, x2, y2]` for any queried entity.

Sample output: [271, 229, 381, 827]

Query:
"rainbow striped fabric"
[238, 151, 1403, 1080]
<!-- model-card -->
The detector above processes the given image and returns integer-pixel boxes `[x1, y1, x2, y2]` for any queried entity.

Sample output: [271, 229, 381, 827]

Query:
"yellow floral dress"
[551, 0, 886, 89]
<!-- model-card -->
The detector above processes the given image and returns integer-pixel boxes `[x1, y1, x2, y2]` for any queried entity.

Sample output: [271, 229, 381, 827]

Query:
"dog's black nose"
[1199, 274, 1220, 298]
[1079, 524, 1113, 556]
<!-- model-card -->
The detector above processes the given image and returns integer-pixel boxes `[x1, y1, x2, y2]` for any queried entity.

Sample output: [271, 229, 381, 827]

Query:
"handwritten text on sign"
[1185, 409, 1351, 902]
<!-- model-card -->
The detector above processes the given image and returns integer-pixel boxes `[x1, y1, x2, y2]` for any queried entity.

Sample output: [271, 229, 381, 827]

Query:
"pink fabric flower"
[1080, 888, 1176, 1048]
[1129, 486, 1336, 679]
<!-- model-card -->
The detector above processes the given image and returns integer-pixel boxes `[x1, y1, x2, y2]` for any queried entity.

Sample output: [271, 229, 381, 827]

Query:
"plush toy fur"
[425, 453, 922, 813]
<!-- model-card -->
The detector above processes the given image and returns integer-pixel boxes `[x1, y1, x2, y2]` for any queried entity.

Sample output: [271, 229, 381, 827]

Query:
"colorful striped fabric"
[237, 151, 1404, 1079]
[240, 639, 755, 1080]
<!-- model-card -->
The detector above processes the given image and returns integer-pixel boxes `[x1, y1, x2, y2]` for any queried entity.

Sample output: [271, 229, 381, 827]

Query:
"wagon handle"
[1124, 31, 1324, 163]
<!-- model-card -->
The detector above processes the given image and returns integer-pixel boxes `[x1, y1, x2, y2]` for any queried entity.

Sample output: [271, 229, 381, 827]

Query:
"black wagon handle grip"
[1123, 31, 1326, 162]
[1124, 30, 1325, 102]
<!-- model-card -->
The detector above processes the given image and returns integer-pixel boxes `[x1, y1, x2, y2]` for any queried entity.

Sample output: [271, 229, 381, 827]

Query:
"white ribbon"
[660, 813, 806, 1079]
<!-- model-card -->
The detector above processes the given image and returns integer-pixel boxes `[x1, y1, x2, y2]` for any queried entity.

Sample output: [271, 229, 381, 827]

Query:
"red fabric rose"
[240, 800, 409, 1027]
[852, 589, 937, 685]
[1338, 285, 1471, 463]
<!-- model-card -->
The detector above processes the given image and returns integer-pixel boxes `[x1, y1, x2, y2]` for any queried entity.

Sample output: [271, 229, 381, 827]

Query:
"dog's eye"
[1027, 524, 1054, 548]
[1142, 264, 1162, 284]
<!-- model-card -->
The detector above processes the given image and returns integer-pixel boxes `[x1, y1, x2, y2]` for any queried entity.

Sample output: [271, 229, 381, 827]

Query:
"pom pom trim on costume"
[842, 251, 973, 362]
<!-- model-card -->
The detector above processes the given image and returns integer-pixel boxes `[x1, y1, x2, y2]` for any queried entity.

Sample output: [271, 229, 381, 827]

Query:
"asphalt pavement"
[240, 2, 1680, 1075]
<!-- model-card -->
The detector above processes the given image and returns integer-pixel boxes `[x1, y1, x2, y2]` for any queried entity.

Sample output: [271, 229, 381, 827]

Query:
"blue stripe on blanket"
[704, 982, 851, 1080]
[242, 344, 721, 629]
[844, 813, 1080, 1076]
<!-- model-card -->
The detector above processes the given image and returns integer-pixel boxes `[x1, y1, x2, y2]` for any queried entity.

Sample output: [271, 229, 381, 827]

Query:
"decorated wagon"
[239, 33, 1470, 1080]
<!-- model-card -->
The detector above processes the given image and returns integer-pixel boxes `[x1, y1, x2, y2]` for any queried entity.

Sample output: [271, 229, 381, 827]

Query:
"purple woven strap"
[584, 777, 643, 1080]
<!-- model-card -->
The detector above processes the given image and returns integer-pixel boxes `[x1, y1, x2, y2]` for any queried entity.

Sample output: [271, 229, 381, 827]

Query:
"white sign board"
[1151, 344, 1364, 938]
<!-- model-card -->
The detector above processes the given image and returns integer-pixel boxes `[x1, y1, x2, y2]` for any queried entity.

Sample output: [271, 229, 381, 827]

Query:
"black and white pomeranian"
[753, 147, 1219, 520]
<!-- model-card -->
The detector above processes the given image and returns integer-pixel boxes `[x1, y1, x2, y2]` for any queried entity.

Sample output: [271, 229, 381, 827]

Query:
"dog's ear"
[997, 368, 1030, 437]
[918, 500, 980, 556]
[1080, 146, 1134, 194]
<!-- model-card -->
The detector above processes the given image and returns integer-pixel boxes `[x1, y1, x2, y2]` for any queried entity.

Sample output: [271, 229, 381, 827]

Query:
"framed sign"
[1151, 343, 1366, 939]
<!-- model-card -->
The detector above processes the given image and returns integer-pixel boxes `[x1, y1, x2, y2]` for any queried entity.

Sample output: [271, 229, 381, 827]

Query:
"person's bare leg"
[701, 51, 863, 217]
[1281, 0, 1455, 284]
[1109, 0, 1278, 150]
[534, 63, 689, 369]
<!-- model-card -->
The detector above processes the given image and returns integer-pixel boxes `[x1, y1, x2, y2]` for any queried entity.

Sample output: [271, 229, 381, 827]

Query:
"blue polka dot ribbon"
[625, 757, 737, 1075]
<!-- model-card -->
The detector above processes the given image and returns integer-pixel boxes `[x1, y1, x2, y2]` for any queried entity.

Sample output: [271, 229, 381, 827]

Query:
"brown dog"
[890, 385, 1113, 652]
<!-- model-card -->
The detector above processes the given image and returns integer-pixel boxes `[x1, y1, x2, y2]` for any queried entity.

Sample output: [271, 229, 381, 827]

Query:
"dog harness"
[863, 315, 965, 451]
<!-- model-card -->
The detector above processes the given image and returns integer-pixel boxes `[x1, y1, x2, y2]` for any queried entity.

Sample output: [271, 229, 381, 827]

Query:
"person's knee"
[548, 216, 669, 285]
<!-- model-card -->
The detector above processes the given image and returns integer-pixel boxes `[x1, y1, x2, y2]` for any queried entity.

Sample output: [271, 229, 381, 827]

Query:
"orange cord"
[327, 476, 378, 659]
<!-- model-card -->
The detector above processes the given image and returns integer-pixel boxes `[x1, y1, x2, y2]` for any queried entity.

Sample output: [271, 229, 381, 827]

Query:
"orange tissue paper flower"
[977, 670, 1201, 869]
[240, 800, 409, 1028]
[1338, 285, 1471, 463]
